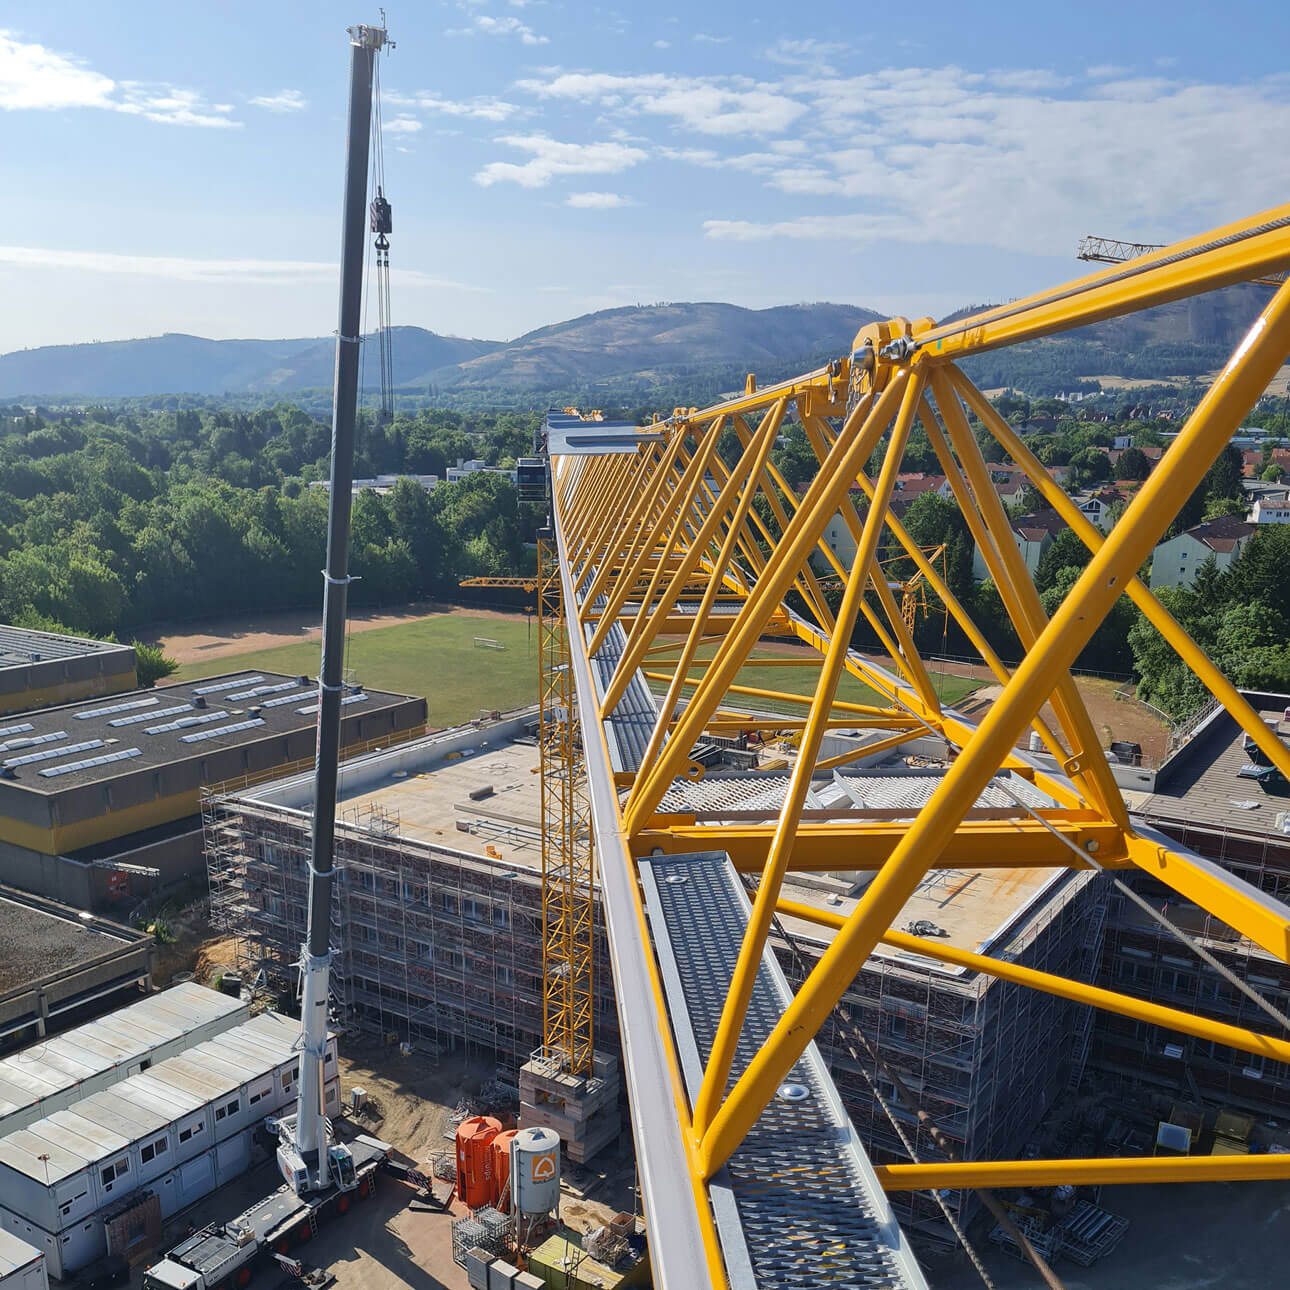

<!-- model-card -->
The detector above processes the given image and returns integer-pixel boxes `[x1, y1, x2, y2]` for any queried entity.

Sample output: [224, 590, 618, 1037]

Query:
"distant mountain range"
[0, 287, 1274, 404]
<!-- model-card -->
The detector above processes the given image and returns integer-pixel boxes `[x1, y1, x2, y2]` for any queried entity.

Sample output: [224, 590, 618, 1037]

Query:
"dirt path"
[864, 653, 1170, 764]
[143, 601, 527, 665]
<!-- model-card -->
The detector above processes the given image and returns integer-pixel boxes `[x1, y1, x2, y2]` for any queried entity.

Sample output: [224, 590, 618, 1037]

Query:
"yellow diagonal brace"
[634, 407, 784, 776]
[778, 896, 1290, 1068]
[692, 372, 924, 1138]
[876, 1154, 1290, 1190]
[623, 374, 912, 834]
[952, 371, 1290, 786]
[932, 370, 1130, 828]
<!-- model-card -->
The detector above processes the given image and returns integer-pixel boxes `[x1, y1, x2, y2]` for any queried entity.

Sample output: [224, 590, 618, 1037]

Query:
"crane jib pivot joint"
[880, 335, 920, 361]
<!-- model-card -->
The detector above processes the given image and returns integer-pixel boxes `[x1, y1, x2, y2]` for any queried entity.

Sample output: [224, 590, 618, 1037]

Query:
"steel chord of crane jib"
[546, 203, 1290, 1290]
[640, 851, 927, 1290]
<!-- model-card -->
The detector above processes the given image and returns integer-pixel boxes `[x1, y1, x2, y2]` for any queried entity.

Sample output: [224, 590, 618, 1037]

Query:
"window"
[493, 906, 510, 930]
[325, 1052, 335, 1068]
[225, 1098, 239, 1117]
[139, 1059, 151, 1072]
[463, 897, 486, 923]
[101, 1157, 129, 1187]
[888, 1015, 907, 1039]
[441, 893, 458, 915]
[179, 1127, 193, 1143]
[140, 1137, 167, 1163]
[216, 1098, 239, 1121]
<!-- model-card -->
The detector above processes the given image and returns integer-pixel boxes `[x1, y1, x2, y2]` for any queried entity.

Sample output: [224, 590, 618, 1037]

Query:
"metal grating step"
[640, 851, 928, 1290]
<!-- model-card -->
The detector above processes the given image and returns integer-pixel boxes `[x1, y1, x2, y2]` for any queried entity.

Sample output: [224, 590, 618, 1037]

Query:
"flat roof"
[0, 625, 131, 671]
[277, 730, 1069, 966]
[1129, 694, 1290, 843]
[340, 742, 544, 872]
[0, 983, 245, 1131]
[0, 1229, 41, 1275]
[0, 890, 135, 995]
[0, 1010, 313, 1184]
[0, 670, 420, 793]
[545, 408, 663, 457]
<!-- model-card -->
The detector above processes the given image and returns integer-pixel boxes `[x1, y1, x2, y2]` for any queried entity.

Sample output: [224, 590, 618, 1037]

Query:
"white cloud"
[0, 245, 488, 291]
[653, 39, 671, 49]
[765, 38, 846, 72]
[249, 89, 307, 112]
[385, 90, 520, 122]
[1086, 64, 1131, 80]
[701, 70, 1290, 255]
[115, 83, 238, 128]
[385, 116, 423, 134]
[450, 13, 549, 45]
[566, 191, 629, 208]
[0, 29, 114, 109]
[0, 30, 237, 126]
[516, 70, 805, 135]
[987, 68, 1068, 91]
[693, 33, 730, 44]
[474, 134, 646, 187]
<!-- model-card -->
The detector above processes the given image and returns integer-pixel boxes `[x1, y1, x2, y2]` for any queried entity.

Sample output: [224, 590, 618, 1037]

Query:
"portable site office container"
[0, 1231, 46, 1290]
[0, 985, 248, 1137]
[0, 1011, 338, 1278]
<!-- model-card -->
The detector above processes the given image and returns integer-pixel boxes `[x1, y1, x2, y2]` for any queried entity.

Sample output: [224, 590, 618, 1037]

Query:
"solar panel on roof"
[145, 710, 232, 735]
[226, 680, 299, 700]
[179, 718, 265, 743]
[296, 693, 366, 714]
[4, 737, 100, 768]
[0, 730, 66, 753]
[74, 697, 159, 720]
[261, 689, 311, 707]
[38, 748, 142, 777]
[0, 723, 34, 739]
[111, 704, 191, 727]
[193, 676, 264, 695]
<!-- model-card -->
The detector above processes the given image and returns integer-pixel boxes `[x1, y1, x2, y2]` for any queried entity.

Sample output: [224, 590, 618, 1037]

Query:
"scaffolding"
[202, 790, 617, 1074]
[799, 870, 1109, 1243]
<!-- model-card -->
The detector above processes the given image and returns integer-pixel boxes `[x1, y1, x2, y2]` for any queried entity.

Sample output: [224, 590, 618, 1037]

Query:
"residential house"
[1148, 517, 1256, 591]
[1251, 493, 1290, 525]
[1073, 488, 1125, 534]
[1241, 448, 1290, 478]
[971, 509, 1065, 581]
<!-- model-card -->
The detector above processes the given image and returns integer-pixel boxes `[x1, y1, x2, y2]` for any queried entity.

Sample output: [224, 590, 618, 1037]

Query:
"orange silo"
[456, 1115, 502, 1208]
[491, 1129, 518, 1206]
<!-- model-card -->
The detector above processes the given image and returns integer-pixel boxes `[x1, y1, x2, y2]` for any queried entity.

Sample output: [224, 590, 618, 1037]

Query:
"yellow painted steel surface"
[547, 205, 1290, 1288]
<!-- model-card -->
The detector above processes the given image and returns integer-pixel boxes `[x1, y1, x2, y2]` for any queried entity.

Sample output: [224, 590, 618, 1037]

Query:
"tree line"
[0, 404, 540, 638]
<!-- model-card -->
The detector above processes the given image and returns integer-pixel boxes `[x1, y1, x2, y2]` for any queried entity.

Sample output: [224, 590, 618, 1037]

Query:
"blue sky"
[1, 0, 1288, 352]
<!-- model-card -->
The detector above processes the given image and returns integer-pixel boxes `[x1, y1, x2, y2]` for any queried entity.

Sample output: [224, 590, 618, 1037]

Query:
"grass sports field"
[173, 614, 541, 729]
[643, 641, 981, 717]
[172, 613, 981, 729]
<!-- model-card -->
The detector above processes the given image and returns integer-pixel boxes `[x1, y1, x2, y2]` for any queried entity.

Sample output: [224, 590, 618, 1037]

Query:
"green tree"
[1113, 446, 1150, 481]
[132, 642, 179, 687]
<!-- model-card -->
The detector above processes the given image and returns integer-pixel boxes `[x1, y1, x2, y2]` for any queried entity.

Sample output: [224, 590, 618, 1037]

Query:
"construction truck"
[142, 22, 397, 1290]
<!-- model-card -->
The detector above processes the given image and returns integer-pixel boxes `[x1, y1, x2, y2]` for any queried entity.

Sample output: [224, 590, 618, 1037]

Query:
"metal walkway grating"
[640, 851, 928, 1290]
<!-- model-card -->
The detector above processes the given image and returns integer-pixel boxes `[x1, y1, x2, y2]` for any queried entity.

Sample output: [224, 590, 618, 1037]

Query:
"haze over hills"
[0, 286, 1275, 404]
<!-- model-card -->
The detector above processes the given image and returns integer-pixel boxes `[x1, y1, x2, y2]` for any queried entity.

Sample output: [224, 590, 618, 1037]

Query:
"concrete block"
[488, 1258, 518, 1290]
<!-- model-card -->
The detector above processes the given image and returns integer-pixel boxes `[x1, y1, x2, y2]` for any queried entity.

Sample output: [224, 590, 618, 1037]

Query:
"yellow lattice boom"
[543, 201, 1290, 1287]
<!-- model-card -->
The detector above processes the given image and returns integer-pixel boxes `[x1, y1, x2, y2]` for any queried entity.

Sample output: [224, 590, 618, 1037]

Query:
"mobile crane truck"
[144, 21, 396, 1290]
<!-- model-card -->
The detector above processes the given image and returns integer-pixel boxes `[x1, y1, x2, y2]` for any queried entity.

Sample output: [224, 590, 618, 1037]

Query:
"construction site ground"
[932, 1178, 1290, 1290]
[146, 919, 637, 1289]
[868, 654, 1172, 766]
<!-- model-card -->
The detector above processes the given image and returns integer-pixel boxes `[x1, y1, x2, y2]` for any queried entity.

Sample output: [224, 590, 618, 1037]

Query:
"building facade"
[1148, 516, 1256, 591]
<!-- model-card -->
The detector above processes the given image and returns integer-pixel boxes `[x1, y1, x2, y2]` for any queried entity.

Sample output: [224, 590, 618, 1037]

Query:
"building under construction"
[206, 715, 1107, 1232]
